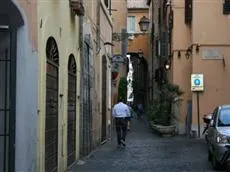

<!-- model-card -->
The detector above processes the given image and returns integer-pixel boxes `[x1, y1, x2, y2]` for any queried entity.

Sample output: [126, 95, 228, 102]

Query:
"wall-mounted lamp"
[195, 44, 200, 53]
[164, 60, 171, 70]
[185, 43, 200, 59]
[104, 41, 114, 61]
[178, 51, 181, 58]
[138, 16, 150, 33]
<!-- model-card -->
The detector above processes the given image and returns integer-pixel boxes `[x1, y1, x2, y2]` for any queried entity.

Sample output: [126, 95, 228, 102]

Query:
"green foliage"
[118, 77, 127, 102]
[147, 83, 184, 126]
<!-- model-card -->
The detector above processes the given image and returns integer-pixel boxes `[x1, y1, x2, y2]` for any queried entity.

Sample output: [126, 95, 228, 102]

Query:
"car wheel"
[208, 151, 212, 161]
[211, 155, 222, 170]
[225, 162, 230, 172]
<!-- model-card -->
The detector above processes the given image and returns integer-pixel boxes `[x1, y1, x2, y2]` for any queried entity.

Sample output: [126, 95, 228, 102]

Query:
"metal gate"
[45, 37, 59, 172]
[67, 55, 77, 166]
[80, 41, 93, 156]
[0, 28, 16, 172]
[101, 56, 107, 142]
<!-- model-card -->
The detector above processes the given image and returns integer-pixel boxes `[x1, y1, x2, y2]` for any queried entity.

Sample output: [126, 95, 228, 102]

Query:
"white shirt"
[112, 102, 131, 118]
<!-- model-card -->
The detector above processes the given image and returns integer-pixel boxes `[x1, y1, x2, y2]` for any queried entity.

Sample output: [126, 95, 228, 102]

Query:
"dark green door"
[45, 37, 59, 172]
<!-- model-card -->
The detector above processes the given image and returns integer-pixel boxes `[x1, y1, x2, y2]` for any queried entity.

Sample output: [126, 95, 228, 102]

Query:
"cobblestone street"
[70, 118, 215, 172]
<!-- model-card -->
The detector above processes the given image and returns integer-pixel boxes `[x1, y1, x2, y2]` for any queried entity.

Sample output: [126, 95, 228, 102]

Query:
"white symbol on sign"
[194, 79, 200, 86]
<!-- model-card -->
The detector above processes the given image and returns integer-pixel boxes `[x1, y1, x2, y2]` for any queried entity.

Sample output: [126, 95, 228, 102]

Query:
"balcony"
[69, 0, 85, 16]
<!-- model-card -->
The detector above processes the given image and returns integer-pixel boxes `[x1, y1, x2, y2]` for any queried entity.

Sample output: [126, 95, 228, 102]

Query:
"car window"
[212, 108, 218, 126]
[218, 108, 230, 127]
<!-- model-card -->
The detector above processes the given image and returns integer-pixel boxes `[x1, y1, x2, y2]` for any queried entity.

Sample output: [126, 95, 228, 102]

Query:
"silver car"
[207, 105, 230, 170]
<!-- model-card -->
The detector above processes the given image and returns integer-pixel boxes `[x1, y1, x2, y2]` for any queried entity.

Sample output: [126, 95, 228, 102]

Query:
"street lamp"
[138, 16, 150, 32]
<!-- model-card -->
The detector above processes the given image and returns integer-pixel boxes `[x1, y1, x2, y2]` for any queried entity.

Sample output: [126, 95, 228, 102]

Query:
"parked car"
[205, 105, 230, 170]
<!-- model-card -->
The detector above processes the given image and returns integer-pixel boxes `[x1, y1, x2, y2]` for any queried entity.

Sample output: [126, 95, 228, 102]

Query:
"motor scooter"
[202, 113, 212, 142]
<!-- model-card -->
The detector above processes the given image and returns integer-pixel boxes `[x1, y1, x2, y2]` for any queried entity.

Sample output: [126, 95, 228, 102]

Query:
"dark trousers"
[115, 118, 127, 145]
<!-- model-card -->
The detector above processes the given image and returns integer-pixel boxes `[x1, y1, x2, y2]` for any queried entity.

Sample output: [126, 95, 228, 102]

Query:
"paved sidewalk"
[69, 118, 214, 172]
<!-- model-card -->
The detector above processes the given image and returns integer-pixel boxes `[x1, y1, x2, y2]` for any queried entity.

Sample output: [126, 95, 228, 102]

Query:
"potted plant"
[147, 83, 184, 136]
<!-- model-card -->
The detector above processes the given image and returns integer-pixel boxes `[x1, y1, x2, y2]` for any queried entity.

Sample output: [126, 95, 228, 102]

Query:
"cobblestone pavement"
[69, 118, 215, 172]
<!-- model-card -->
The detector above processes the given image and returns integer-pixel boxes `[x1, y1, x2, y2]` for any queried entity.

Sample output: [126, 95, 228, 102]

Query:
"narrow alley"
[70, 118, 214, 172]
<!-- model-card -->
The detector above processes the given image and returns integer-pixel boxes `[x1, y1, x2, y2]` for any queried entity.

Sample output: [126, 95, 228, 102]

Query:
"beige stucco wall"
[111, 0, 127, 105]
[112, 0, 127, 54]
[171, 0, 192, 132]
[99, 0, 113, 139]
[171, 0, 230, 134]
[83, 0, 113, 148]
[191, 0, 230, 133]
[37, 1, 80, 171]
[83, 0, 100, 150]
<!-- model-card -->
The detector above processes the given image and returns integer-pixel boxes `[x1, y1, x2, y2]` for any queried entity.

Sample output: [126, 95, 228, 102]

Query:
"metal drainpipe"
[151, 0, 154, 101]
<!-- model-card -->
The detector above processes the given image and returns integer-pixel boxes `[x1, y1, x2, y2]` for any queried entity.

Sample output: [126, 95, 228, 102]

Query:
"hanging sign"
[191, 74, 204, 92]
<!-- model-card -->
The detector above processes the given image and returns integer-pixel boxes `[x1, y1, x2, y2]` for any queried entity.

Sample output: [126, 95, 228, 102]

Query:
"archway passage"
[45, 37, 59, 172]
[127, 53, 148, 108]
[67, 54, 77, 167]
[0, 1, 24, 172]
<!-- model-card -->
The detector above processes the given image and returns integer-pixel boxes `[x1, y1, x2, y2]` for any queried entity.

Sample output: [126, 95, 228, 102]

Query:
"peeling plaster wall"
[12, 0, 38, 171]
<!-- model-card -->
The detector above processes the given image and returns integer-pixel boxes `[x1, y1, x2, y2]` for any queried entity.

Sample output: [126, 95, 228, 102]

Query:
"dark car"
[206, 105, 230, 170]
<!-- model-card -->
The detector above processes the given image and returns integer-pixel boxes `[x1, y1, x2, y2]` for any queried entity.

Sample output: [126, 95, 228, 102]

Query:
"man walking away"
[112, 98, 131, 148]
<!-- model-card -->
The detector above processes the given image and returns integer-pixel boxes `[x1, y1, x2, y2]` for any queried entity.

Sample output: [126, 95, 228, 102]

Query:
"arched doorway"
[101, 56, 107, 142]
[45, 37, 59, 172]
[0, 1, 24, 172]
[67, 54, 77, 167]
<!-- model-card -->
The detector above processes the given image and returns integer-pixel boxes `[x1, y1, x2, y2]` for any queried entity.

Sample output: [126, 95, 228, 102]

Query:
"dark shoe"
[121, 140, 126, 147]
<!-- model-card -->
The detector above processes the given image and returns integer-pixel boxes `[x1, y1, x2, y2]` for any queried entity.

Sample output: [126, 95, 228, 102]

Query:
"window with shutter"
[127, 16, 136, 33]
[185, 0, 192, 24]
[158, 7, 161, 26]
[160, 31, 168, 59]
[223, 0, 230, 14]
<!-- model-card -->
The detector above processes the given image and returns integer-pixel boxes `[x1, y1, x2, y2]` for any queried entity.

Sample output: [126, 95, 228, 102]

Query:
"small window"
[127, 16, 135, 33]
[223, 0, 230, 15]
[185, 0, 192, 24]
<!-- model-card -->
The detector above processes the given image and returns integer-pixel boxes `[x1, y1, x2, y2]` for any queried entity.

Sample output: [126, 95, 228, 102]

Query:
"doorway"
[67, 55, 77, 167]
[45, 37, 59, 172]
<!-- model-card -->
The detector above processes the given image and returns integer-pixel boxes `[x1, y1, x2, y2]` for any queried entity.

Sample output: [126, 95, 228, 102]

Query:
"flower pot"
[150, 122, 176, 137]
